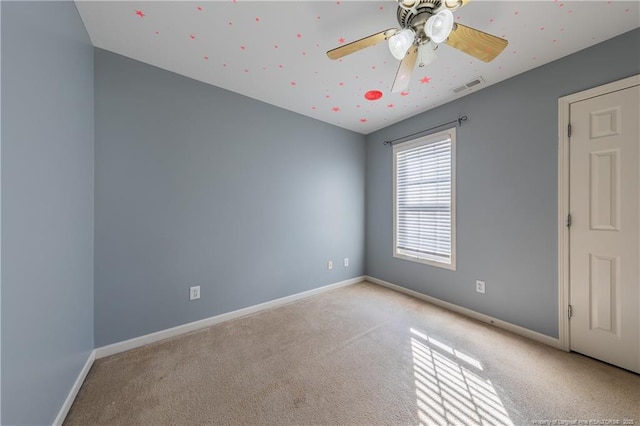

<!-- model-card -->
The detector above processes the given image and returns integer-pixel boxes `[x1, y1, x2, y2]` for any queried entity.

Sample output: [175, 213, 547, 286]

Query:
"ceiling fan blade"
[391, 45, 418, 93]
[327, 29, 398, 60]
[446, 23, 508, 62]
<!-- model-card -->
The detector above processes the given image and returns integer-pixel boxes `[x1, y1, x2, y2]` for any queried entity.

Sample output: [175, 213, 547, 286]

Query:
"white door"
[569, 83, 640, 373]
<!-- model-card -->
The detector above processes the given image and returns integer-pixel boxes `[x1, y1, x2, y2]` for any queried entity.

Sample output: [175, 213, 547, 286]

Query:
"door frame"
[557, 74, 640, 352]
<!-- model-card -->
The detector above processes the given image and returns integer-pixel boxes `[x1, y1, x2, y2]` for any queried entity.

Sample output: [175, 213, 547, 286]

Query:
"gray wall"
[94, 49, 366, 347]
[365, 28, 640, 338]
[1, 2, 94, 425]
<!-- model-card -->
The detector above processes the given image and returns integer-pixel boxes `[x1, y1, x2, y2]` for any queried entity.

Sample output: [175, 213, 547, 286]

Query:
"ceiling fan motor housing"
[397, 0, 442, 28]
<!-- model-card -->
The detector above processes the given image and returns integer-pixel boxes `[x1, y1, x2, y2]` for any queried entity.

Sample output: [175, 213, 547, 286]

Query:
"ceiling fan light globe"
[397, 0, 417, 10]
[444, 0, 463, 10]
[418, 41, 438, 67]
[426, 9, 454, 44]
[388, 28, 415, 60]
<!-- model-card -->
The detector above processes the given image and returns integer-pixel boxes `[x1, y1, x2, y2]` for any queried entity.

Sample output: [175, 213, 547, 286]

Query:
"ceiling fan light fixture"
[417, 41, 438, 67]
[397, 0, 417, 10]
[444, 0, 463, 10]
[426, 9, 454, 44]
[388, 28, 415, 60]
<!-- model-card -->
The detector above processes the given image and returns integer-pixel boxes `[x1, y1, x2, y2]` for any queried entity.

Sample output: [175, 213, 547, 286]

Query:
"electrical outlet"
[476, 280, 486, 294]
[344, 257, 349, 267]
[189, 286, 201, 301]
[327, 260, 333, 270]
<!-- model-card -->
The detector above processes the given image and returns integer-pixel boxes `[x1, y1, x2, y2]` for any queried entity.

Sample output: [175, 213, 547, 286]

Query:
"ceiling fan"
[326, 0, 508, 93]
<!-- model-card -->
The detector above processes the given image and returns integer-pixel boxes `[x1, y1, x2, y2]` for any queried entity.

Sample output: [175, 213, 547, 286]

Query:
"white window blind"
[393, 128, 456, 270]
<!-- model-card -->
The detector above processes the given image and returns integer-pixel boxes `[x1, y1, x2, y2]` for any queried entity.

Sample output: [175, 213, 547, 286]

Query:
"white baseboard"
[366, 275, 561, 349]
[95, 276, 365, 359]
[53, 349, 96, 426]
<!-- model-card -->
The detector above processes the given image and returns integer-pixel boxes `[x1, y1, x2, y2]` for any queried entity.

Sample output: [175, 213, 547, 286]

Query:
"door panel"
[588, 253, 619, 335]
[589, 149, 619, 231]
[569, 84, 639, 373]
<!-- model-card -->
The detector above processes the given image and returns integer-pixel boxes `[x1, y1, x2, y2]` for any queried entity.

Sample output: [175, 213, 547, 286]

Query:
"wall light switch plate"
[327, 260, 333, 270]
[190, 286, 201, 300]
[344, 257, 349, 267]
[476, 280, 486, 294]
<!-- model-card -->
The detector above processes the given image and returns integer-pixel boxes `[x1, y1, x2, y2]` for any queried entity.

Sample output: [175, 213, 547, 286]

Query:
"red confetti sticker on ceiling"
[364, 90, 383, 101]
[135, 10, 145, 18]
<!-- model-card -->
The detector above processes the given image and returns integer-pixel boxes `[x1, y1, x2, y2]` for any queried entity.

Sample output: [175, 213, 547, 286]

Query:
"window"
[393, 128, 456, 270]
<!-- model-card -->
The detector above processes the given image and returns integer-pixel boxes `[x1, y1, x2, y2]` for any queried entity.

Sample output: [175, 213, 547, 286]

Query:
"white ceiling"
[75, 1, 640, 134]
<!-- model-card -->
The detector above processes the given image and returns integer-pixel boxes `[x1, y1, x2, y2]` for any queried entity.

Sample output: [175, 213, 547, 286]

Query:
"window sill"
[393, 252, 456, 271]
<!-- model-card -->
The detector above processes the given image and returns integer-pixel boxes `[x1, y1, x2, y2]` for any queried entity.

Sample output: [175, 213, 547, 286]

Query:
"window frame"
[392, 127, 457, 271]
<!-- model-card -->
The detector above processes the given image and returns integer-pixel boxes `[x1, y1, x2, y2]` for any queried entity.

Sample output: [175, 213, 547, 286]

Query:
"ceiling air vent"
[452, 77, 486, 94]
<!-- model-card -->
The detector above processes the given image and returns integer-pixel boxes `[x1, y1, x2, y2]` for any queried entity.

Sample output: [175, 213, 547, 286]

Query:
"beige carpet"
[65, 282, 640, 425]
